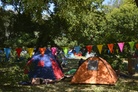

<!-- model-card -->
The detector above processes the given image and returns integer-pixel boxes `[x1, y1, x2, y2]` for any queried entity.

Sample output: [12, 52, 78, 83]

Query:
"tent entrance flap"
[87, 60, 98, 70]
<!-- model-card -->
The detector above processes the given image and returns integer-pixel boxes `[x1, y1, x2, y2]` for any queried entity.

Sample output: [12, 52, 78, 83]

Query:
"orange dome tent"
[71, 56, 118, 85]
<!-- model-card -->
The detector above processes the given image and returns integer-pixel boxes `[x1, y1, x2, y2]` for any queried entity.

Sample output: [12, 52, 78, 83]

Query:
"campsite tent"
[24, 48, 64, 82]
[71, 56, 118, 85]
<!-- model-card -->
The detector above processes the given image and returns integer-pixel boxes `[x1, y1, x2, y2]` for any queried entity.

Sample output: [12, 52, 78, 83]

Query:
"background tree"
[0, 7, 6, 47]
[105, 1, 138, 43]
[0, 8, 14, 47]
[53, 0, 106, 46]
[0, 0, 138, 49]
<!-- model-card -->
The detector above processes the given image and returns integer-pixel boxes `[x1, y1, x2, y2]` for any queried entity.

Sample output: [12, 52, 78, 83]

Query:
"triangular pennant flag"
[135, 43, 138, 50]
[51, 47, 57, 56]
[16, 48, 22, 58]
[97, 45, 103, 54]
[62, 47, 68, 56]
[74, 46, 80, 54]
[116, 49, 119, 53]
[108, 50, 110, 53]
[129, 41, 135, 51]
[39, 47, 46, 56]
[4, 48, 11, 59]
[107, 43, 114, 53]
[27, 48, 34, 57]
[86, 45, 92, 54]
[117, 42, 125, 52]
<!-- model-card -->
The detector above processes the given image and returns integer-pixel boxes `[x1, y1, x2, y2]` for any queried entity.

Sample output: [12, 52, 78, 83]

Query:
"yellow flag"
[97, 45, 103, 54]
[27, 48, 34, 57]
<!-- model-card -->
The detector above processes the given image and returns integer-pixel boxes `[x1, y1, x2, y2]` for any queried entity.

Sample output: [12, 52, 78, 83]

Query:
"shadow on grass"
[1, 59, 138, 92]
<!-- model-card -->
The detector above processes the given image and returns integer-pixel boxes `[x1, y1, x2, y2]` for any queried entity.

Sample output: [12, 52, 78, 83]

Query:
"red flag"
[86, 45, 92, 54]
[16, 48, 22, 58]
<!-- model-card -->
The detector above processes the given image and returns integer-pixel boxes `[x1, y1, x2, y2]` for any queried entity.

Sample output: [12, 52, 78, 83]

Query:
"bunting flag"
[4, 48, 11, 59]
[107, 43, 114, 53]
[135, 43, 138, 50]
[129, 41, 135, 51]
[1, 41, 138, 60]
[16, 48, 22, 58]
[117, 42, 125, 52]
[108, 50, 110, 53]
[62, 47, 68, 56]
[51, 47, 57, 55]
[39, 47, 46, 56]
[86, 45, 92, 54]
[27, 48, 34, 57]
[97, 45, 103, 54]
[116, 49, 119, 53]
[74, 46, 80, 54]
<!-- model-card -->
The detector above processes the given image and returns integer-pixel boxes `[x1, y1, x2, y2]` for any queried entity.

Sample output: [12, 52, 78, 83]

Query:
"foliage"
[0, 8, 14, 47]
[54, 0, 106, 45]
[0, 0, 138, 55]
[105, 3, 138, 43]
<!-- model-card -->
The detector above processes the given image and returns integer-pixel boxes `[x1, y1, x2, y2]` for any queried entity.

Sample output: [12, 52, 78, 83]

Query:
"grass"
[0, 58, 138, 92]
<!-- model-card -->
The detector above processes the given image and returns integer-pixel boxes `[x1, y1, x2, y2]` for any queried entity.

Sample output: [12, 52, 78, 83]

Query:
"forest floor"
[0, 58, 138, 92]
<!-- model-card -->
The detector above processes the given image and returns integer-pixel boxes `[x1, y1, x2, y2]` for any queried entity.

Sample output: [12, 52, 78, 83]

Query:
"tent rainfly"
[71, 56, 118, 85]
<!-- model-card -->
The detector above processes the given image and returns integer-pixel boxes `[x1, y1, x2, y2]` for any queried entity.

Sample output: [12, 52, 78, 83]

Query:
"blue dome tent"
[24, 47, 64, 83]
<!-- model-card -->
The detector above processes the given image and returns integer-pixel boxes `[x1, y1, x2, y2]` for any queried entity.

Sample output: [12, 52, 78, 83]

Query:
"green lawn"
[0, 59, 138, 92]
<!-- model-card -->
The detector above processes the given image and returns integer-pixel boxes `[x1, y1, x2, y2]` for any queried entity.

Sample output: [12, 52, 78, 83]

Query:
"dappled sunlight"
[0, 57, 138, 91]
[71, 57, 118, 84]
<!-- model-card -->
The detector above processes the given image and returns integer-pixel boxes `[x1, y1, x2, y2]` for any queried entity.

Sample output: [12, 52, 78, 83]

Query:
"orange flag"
[135, 43, 138, 50]
[39, 47, 46, 56]
[107, 43, 114, 53]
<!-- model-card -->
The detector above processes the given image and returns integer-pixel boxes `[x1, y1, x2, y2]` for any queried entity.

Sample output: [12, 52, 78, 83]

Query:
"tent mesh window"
[87, 60, 99, 70]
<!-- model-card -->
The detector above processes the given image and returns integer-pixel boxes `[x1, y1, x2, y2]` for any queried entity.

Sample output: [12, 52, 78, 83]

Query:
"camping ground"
[0, 58, 138, 92]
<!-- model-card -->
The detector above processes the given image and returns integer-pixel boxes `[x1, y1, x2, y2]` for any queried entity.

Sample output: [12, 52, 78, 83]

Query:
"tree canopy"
[0, 0, 138, 48]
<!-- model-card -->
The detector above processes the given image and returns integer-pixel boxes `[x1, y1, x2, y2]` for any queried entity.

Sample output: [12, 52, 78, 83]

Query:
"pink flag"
[117, 42, 125, 52]
[51, 47, 57, 56]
